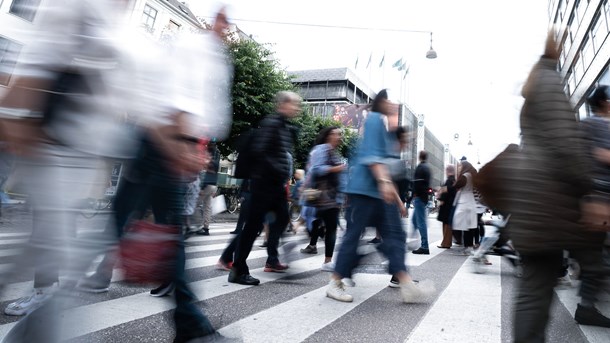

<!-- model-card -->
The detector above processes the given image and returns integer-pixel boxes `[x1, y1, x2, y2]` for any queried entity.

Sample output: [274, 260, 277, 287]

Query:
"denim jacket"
[346, 112, 397, 199]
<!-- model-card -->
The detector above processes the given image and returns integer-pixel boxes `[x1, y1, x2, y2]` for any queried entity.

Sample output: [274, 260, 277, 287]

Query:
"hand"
[379, 181, 397, 204]
[398, 202, 407, 217]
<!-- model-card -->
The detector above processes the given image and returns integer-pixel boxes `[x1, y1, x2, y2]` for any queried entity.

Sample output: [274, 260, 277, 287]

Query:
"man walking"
[412, 150, 431, 255]
[228, 91, 301, 285]
[192, 141, 220, 236]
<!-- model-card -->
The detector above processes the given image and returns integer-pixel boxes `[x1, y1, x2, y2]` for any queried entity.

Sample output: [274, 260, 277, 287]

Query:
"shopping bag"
[212, 194, 227, 215]
[119, 221, 180, 284]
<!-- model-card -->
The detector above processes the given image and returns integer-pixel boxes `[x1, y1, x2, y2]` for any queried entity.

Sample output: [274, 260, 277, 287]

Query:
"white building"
[0, 0, 202, 94]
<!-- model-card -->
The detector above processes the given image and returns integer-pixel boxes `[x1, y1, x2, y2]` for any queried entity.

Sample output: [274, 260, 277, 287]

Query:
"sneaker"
[326, 279, 353, 302]
[264, 262, 289, 273]
[216, 260, 233, 271]
[412, 247, 430, 255]
[389, 275, 400, 288]
[575, 304, 610, 327]
[194, 228, 210, 236]
[300, 245, 318, 254]
[321, 261, 335, 272]
[400, 279, 435, 303]
[76, 274, 110, 293]
[4, 287, 54, 316]
[150, 283, 175, 297]
[342, 278, 356, 287]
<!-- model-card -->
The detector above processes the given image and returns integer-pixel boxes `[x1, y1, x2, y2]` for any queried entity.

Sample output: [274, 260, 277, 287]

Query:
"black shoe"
[194, 228, 210, 236]
[229, 230, 240, 235]
[368, 237, 381, 244]
[228, 270, 260, 286]
[389, 275, 400, 288]
[412, 248, 430, 255]
[259, 241, 268, 248]
[177, 332, 240, 343]
[150, 283, 175, 297]
[575, 304, 610, 327]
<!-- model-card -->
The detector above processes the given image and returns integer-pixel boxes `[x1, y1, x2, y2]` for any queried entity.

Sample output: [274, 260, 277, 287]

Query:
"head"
[418, 150, 428, 162]
[212, 7, 230, 37]
[275, 91, 302, 118]
[315, 126, 342, 148]
[395, 126, 409, 151]
[371, 89, 391, 115]
[446, 164, 456, 176]
[294, 169, 305, 181]
[587, 86, 610, 116]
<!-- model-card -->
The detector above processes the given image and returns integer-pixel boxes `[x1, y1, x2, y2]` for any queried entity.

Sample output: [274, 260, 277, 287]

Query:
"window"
[9, 0, 42, 22]
[567, 13, 576, 50]
[568, 69, 576, 94]
[219, 166, 229, 174]
[591, 12, 608, 52]
[0, 36, 22, 86]
[581, 36, 594, 70]
[141, 4, 158, 31]
[558, 0, 566, 22]
[575, 0, 588, 26]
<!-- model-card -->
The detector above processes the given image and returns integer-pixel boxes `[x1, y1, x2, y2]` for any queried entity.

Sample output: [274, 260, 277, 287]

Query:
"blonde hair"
[294, 169, 305, 180]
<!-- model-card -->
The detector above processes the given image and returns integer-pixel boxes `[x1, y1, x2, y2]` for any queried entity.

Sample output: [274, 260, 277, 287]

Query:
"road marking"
[218, 274, 389, 342]
[556, 285, 610, 343]
[405, 255, 502, 343]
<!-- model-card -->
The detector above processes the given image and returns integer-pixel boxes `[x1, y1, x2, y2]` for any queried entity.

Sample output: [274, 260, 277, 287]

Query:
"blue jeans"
[412, 197, 429, 249]
[334, 194, 407, 278]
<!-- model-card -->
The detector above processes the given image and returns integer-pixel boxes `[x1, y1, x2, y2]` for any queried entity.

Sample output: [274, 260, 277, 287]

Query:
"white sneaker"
[400, 279, 435, 303]
[4, 287, 54, 316]
[321, 261, 335, 272]
[326, 279, 353, 302]
[341, 278, 356, 287]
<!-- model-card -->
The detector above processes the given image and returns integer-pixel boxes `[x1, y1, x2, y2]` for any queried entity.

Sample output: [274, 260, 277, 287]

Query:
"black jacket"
[251, 114, 294, 185]
[413, 161, 431, 201]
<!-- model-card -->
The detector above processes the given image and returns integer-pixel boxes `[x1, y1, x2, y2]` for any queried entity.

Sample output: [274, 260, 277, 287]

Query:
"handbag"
[119, 220, 180, 284]
[302, 188, 322, 201]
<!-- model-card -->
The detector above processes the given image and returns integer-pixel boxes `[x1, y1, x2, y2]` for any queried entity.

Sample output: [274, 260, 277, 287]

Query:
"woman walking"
[437, 165, 457, 248]
[452, 160, 478, 255]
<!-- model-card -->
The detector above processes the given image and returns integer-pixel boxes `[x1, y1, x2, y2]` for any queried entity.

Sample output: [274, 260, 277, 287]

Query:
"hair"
[419, 150, 428, 161]
[294, 169, 305, 180]
[587, 85, 609, 114]
[371, 89, 389, 114]
[315, 126, 340, 145]
[459, 160, 477, 178]
[446, 164, 456, 175]
[275, 91, 302, 107]
[395, 126, 408, 140]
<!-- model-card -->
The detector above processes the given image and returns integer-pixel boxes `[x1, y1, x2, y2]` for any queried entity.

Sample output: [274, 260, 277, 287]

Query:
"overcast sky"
[188, 0, 550, 165]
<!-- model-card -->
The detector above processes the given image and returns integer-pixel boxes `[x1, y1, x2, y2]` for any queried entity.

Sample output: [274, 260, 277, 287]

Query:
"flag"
[392, 58, 403, 68]
[354, 55, 359, 69]
[398, 62, 407, 71]
[366, 53, 372, 68]
[379, 53, 385, 68]
[403, 65, 410, 79]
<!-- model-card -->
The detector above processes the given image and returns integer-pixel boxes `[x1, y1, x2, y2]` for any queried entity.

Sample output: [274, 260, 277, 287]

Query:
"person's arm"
[454, 174, 467, 189]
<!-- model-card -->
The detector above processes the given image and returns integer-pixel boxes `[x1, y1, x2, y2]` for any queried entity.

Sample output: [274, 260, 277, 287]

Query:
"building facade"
[549, 0, 610, 117]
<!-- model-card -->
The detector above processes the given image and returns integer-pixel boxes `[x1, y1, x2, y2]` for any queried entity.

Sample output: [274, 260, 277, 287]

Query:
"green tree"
[218, 38, 295, 158]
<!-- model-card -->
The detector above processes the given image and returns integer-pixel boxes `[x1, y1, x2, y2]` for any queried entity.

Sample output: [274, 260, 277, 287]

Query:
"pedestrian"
[230, 179, 252, 235]
[412, 150, 431, 255]
[436, 164, 457, 249]
[228, 91, 301, 285]
[451, 160, 478, 255]
[508, 30, 610, 342]
[325, 89, 434, 303]
[299, 126, 346, 272]
[191, 141, 221, 236]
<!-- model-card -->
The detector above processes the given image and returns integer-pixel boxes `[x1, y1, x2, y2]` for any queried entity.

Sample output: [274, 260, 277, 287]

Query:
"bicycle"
[79, 196, 113, 219]
[288, 201, 301, 222]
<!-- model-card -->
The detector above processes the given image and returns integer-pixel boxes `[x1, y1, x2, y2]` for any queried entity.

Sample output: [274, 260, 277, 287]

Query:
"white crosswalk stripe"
[0, 221, 607, 342]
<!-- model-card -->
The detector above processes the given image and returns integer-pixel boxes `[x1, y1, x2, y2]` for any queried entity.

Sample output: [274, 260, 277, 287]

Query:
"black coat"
[251, 114, 294, 185]
[437, 175, 456, 224]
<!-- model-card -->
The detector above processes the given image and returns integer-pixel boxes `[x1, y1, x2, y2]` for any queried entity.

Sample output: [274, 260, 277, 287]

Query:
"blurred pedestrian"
[451, 160, 478, 256]
[326, 89, 434, 303]
[228, 91, 301, 285]
[191, 141, 220, 236]
[508, 31, 610, 342]
[230, 179, 252, 235]
[412, 150, 431, 255]
[437, 164, 457, 249]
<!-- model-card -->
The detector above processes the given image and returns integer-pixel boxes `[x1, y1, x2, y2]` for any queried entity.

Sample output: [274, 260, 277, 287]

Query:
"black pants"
[233, 180, 289, 275]
[309, 208, 339, 258]
[233, 192, 251, 234]
[514, 248, 604, 343]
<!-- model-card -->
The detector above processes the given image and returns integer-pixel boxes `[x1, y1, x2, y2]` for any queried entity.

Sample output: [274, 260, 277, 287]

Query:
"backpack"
[233, 129, 257, 179]
[473, 143, 520, 211]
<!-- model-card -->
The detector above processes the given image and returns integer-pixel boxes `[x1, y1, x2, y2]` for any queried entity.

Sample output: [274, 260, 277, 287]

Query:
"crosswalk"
[0, 220, 607, 342]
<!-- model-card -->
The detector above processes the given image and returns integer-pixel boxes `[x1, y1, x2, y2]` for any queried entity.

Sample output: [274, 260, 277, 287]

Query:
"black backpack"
[233, 129, 257, 179]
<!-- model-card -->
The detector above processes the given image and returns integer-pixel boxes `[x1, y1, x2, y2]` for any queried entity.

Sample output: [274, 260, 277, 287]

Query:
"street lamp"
[426, 32, 437, 59]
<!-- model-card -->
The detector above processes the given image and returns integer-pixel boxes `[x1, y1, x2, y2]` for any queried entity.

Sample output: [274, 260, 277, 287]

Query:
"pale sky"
[187, 0, 550, 165]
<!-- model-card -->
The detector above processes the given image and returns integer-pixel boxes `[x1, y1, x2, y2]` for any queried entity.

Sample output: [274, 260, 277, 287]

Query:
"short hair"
[275, 91, 302, 107]
[419, 150, 428, 161]
[294, 169, 305, 180]
[371, 89, 389, 113]
[587, 86, 609, 114]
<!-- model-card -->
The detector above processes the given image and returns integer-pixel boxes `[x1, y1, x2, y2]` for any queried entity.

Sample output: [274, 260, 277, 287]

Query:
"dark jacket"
[201, 146, 220, 187]
[437, 175, 457, 224]
[506, 57, 603, 253]
[581, 116, 610, 194]
[251, 114, 294, 185]
[413, 161, 431, 202]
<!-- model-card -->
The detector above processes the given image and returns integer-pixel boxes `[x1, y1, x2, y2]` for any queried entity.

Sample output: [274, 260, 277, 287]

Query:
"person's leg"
[319, 208, 339, 263]
[440, 223, 452, 248]
[513, 252, 562, 343]
[232, 192, 251, 234]
[377, 202, 407, 276]
[232, 188, 268, 276]
[570, 247, 610, 326]
[201, 185, 217, 231]
[266, 193, 290, 267]
[413, 198, 428, 250]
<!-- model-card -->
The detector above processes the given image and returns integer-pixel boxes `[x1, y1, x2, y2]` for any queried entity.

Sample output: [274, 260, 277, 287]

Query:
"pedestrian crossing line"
[0, 239, 27, 246]
[185, 234, 309, 254]
[0, 249, 21, 258]
[0, 254, 329, 341]
[217, 273, 390, 343]
[407, 240, 445, 267]
[405, 255, 502, 343]
[556, 285, 610, 343]
[0, 233, 29, 239]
